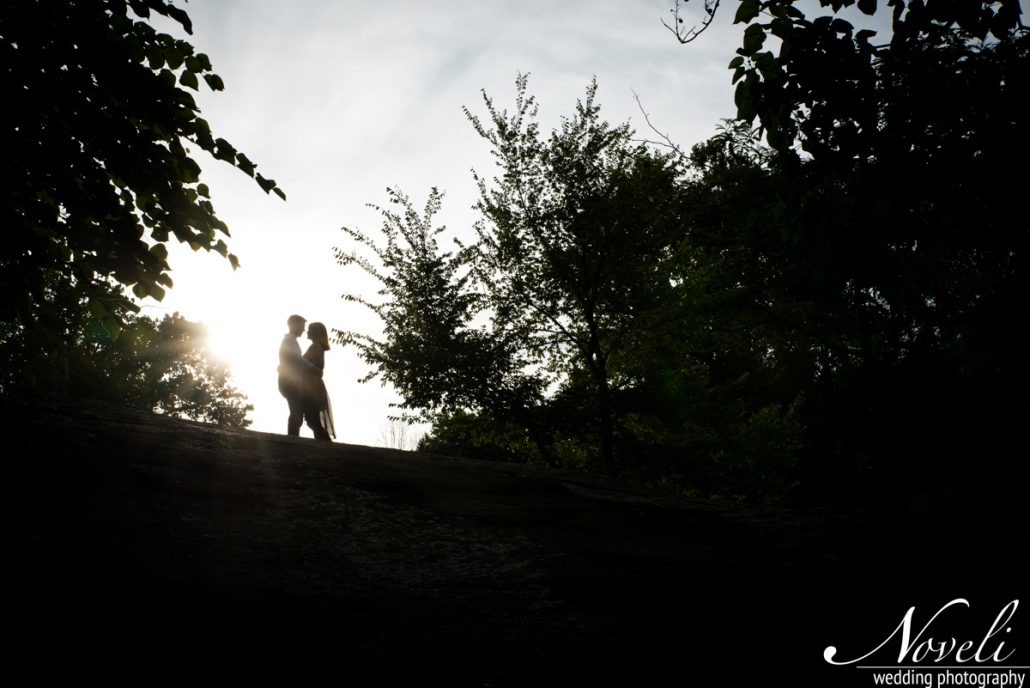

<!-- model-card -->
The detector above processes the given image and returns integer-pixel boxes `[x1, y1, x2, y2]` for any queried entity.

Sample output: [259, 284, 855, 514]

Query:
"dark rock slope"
[8, 400, 1026, 685]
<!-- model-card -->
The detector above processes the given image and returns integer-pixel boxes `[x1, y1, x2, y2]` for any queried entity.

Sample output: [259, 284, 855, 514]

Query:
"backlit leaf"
[735, 0, 761, 24]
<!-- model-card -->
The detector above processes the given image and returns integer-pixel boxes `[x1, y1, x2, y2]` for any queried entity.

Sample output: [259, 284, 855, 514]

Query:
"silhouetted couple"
[278, 314, 335, 441]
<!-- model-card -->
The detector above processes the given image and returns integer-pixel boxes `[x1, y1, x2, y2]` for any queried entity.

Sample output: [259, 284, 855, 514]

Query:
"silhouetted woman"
[302, 321, 335, 441]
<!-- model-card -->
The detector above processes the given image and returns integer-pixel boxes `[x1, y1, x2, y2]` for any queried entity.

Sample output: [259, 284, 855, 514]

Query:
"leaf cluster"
[721, 0, 1026, 156]
[1, 0, 284, 339]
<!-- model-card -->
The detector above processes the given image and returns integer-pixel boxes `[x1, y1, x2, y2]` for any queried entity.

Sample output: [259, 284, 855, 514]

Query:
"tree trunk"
[596, 371, 615, 470]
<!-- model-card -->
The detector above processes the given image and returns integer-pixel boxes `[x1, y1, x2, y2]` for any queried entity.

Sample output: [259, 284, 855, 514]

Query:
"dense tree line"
[7, 0, 1020, 493]
[341, 0, 1028, 504]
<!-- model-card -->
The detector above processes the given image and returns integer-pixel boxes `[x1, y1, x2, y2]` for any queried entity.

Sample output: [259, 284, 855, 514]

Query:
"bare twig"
[630, 90, 689, 164]
[661, 0, 721, 44]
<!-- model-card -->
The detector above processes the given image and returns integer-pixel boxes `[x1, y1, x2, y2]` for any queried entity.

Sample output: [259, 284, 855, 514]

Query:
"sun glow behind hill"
[155, 230, 401, 445]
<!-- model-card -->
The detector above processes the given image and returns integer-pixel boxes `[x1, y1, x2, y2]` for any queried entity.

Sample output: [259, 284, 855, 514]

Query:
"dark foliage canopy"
[673, 0, 1030, 501]
[1, 0, 284, 339]
[668, 0, 1025, 155]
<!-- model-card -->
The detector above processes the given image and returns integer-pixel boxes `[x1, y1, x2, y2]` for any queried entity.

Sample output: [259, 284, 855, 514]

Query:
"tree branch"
[661, 0, 721, 45]
[630, 90, 689, 164]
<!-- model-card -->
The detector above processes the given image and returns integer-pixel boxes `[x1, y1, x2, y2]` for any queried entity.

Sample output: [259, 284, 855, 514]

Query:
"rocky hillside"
[8, 400, 1026, 685]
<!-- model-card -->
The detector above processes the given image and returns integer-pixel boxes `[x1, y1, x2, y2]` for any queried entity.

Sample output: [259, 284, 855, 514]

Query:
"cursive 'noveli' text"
[823, 599, 1018, 666]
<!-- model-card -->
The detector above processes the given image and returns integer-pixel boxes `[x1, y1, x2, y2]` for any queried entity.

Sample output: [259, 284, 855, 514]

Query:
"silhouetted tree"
[0, 291, 252, 427]
[340, 78, 688, 469]
[462, 76, 691, 468]
[117, 313, 251, 427]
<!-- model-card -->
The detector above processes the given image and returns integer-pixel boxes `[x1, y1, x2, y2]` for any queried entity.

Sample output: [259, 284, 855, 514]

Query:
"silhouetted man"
[278, 314, 319, 436]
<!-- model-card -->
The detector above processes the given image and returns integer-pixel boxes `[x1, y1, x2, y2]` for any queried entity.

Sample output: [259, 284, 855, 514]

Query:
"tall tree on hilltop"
[339, 77, 687, 469]
[462, 76, 688, 468]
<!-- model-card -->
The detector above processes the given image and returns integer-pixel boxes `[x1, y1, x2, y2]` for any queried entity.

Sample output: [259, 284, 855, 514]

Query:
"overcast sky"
[147, 1, 773, 445]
